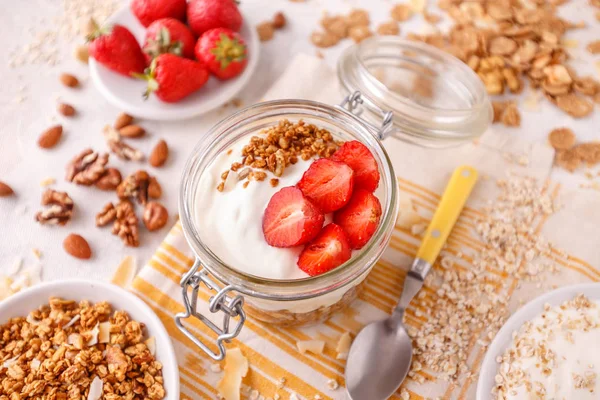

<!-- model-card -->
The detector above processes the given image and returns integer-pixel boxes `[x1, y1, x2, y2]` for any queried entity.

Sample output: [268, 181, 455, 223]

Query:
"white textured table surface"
[0, 0, 598, 282]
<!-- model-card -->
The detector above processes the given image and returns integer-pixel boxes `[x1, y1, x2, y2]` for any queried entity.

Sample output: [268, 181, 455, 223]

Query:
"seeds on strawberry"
[38, 125, 63, 149]
[331, 140, 380, 192]
[144, 18, 196, 61]
[119, 125, 145, 138]
[297, 158, 354, 213]
[187, 0, 243, 37]
[297, 224, 352, 276]
[334, 189, 382, 249]
[131, 0, 187, 27]
[57, 103, 76, 117]
[88, 24, 147, 77]
[114, 112, 134, 129]
[0, 181, 14, 197]
[63, 234, 92, 259]
[149, 139, 169, 167]
[60, 73, 79, 88]
[263, 186, 324, 248]
[195, 28, 248, 80]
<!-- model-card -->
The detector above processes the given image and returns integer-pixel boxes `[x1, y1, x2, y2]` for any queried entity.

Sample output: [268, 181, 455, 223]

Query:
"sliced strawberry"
[297, 159, 354, 213]
[333, 189, 382, 249]
[297, 224, 352, 277]
[263, 187, 324, 248]
[331, 141, 380, 192]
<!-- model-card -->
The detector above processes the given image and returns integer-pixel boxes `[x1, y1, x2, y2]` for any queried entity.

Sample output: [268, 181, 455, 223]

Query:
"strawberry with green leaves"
[143, 18, 196, 62]
[135, 54, 209, 103]
[195, 28, 248, 80]
[88, 22, 147, 77]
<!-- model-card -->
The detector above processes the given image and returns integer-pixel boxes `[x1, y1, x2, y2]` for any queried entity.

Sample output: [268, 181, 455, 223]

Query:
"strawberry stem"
[210, 33, 246, 70]
[132, 59, 159, 100]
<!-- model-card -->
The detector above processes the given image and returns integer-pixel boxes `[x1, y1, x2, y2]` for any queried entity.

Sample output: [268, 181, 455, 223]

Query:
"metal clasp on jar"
[175, 260, 246, 361]
[339, 91, 395, 141]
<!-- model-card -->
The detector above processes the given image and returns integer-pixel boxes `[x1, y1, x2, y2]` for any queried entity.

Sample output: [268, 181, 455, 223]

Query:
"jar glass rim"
[179, 99, 399, 301]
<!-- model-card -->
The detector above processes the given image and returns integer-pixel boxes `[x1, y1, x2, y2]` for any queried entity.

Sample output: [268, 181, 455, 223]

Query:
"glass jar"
[175, 38, 492, 360]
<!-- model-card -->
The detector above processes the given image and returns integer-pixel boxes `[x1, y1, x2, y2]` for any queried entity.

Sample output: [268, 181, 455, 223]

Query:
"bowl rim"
[476, 282, 600, 400]
[0, 279, 180, 399]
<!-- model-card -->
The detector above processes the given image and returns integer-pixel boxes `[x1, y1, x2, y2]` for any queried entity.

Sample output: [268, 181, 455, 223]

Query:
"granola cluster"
[548, 127, 600, 172]
[0, 298, 165, 399]
[494, 294, 599, 399]
[217, 120, 340, 192]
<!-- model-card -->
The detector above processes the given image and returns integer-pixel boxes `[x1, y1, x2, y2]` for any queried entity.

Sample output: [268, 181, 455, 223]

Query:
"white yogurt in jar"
[494, 295, 600, 399]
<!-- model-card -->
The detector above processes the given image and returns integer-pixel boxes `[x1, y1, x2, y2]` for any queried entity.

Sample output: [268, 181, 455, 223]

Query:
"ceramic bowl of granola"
[0, 279, 179, 399]
[476, 283, 600, 400]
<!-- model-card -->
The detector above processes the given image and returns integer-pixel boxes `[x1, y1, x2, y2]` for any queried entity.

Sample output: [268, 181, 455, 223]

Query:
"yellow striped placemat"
[109, 176, 600, 400]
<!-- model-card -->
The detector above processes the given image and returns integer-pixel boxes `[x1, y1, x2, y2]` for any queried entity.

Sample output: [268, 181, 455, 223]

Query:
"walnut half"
[35, 189, 74, 225]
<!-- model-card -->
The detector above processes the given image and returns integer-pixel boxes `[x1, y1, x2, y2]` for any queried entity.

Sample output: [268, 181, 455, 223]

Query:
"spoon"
[345, 165, 478, 400]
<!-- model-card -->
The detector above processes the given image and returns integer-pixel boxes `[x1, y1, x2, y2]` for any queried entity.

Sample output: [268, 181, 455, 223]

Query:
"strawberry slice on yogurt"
[262, 186, 324, 248]
[334, 189, 382, 249]
[297, 223, 352, 276]
[331, 141, 380, 192]
[297, 158, 355, 213]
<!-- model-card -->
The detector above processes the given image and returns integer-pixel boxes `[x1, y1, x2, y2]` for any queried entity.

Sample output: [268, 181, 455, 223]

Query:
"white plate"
[476, 282, 600, 400]
[89, 6, 260, 121]
[0, 279, 180, 399]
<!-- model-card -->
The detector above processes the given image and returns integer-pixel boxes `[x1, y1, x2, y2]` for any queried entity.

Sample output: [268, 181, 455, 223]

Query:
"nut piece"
[273, 12, 286, 29]
[0, 181, 14, 197]
[501, 103, 521, 127]
[119, 124, 145, 138]
[65, 149, 109, 185]
[348, 25, 372, 43]
[96, 202, 117, 227]
[112, 200, 140, 247]
[95, 168, 122, 190]
[391, 4, 413, 21]
[103, 125, 144, 161]
[149, 139, 169, 167]
[117, 170, 160, 205]
[257, 22, 275, 41]
[57, 103, 76, 117]
[347, 9, 370, 27]
[377, 21, 400, 35]
[556, 93, 594, 118]
[38, 125, 63, 149]
[35, 189, 74, 225]
[114, 112, 134, 129]
[63, 233, 92, 259]
[60, 73, 79, 88]
[143, 201, 169, 231]
[73, 45, 89, 63]
[310, 31, 340, 48]
[548, 128, 576, 150]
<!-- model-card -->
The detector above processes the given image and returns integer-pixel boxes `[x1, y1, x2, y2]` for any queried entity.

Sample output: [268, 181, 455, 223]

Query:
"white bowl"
[0, 279, 180, 399]
[89, 6, 260, 121]
[476, 283, 600, 400]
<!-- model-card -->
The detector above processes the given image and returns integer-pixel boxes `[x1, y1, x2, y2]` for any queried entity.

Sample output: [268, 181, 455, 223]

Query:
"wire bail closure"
[175, 260, 246, 361]
[338, 91, 395, 141]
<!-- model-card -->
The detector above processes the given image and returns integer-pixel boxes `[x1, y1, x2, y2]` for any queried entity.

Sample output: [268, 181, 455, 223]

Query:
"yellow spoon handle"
[415, 166, 478, 265]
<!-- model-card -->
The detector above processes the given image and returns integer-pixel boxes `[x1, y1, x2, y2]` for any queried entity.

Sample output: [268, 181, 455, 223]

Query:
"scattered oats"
[39, 177, 56, 187]
[32, 248, 42, 259]
[411, 222, 427, 236]
[211, 363, 222, 373]
[327, 378, 339, 390]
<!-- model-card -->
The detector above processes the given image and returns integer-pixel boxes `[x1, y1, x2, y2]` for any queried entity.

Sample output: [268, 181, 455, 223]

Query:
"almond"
[119, 124, 145, 138]
[38, 125, 63, 149]
[57, 103, 76, 117]
[63, 234, 92, 259]
[0, 181, 14, 197]
[60, 73, 79, 88]
[114, 112, 134, 129]
[149, 140, 168, 167]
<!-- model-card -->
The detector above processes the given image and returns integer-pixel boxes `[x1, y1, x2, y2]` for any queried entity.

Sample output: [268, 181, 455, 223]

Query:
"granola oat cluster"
[217, 119, 340, 192]
[494, 294, 600, 399]
[0, 298, 165, 399]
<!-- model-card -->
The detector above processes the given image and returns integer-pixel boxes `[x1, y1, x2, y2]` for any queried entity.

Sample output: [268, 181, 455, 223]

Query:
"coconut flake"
[98, 322, 110, 344]
[86, 324, 100, 346]
[26, 314, 41, 326]
[87, 376, 103, 400]
[2, 356, 18, 369]
[63, 314, 80, 330]
[217, 348, 249, 400]
[145, 336, 156, 356]
[336, 332, 352, 360]
[30, 359, 41, 369]
[296, 340, 325, 355]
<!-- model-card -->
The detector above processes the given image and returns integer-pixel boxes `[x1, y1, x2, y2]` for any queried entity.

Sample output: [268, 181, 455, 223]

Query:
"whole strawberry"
[88, 23, 147, 77]
[187, 0, 243, 36]
[144, 18, 196, 62]
[131, 0, 187, 27]
[195, 28, 248, 80]
[136, 54, 209, 103]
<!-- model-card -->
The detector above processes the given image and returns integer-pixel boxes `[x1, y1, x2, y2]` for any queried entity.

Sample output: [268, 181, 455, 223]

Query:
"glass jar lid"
[337, 36, 493, 147]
